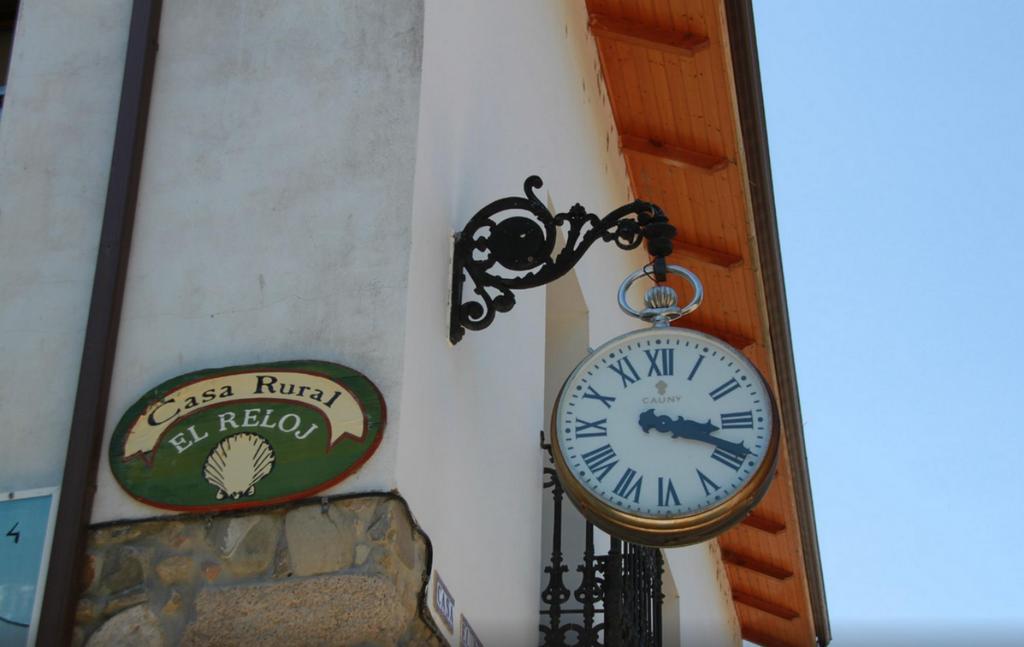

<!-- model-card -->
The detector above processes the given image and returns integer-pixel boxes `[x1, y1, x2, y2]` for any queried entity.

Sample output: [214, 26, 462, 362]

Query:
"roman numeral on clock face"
[575, 418, 607, 438]
[609, 356, 640, 387]
[644, 348, 674, 376]
[696, 469, 720, 496]
[709, 378, 741, 401]
[581, 444, 618, 482]
[612, 468, 643, 503]
[582, 385, 615, 408]
[657, 477, 680, 507]
[687, 354, 704, 381]
[711, 447, 746, 471]
[720, 411, 754, 429]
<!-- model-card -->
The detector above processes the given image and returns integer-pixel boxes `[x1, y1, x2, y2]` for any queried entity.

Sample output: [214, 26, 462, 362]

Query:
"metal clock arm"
[638, 409, 751, 457]
[449, 176, 677, 343]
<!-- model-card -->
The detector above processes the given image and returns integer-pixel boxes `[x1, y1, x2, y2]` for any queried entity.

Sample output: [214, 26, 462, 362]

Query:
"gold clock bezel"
[550, 327, 780, 547]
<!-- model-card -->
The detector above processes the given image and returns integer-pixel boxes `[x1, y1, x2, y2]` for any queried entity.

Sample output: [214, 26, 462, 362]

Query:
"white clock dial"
[554, 327, 774, 520]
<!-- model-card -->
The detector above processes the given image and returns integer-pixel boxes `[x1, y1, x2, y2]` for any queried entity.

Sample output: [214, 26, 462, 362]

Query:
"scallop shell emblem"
[203, 432, 276, 500]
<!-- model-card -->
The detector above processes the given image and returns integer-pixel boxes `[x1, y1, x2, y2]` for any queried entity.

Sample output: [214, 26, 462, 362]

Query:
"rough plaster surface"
[91, 0, 425, 522]
[0, 0, 131, 491]
[664, 541, 743, 647]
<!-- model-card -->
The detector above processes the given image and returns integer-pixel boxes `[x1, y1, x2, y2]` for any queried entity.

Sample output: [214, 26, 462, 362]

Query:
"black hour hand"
[638, 409, 750, 458]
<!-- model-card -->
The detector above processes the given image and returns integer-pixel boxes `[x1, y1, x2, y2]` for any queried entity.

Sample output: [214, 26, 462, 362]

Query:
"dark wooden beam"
[670, 240, 744, 268]
[734, 590, 800, 620]
[721, 548, 794, 581]
[36, 1, 162, 644]
[742, 512, 786, 534]
[589, 13, 710, 57]
[621, 134, 729, 173]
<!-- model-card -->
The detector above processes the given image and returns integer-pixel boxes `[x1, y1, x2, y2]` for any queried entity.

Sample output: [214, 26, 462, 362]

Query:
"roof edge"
[721, 1, 831, 644]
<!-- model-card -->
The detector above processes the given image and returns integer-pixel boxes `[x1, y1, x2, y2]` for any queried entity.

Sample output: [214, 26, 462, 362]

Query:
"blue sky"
[755, 0, 1024, 642]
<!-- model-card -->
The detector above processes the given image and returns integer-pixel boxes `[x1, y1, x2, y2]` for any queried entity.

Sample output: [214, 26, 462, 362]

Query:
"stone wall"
[75, 494, 443, 646]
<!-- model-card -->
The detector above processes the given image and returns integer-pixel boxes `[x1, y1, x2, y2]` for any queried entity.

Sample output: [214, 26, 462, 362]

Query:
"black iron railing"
[540, 451, 664, 646]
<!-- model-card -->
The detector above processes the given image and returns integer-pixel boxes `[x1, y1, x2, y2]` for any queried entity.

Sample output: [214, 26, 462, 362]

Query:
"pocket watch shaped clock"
[550, 266, 779, 547]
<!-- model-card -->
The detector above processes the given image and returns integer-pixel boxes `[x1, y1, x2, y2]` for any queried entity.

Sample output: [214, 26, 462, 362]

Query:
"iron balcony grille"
[541, 448, 664, 647]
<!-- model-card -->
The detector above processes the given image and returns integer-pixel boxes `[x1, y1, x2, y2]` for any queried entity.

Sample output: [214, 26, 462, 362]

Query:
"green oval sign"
[109, 360, 385, 512]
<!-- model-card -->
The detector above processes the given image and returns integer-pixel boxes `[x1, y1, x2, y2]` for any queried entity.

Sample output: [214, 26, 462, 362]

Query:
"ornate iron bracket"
[449, 176, 676, 343]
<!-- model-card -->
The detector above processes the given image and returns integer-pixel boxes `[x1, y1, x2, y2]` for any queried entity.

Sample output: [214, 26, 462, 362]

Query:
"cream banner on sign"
[123, 371, 364, 459]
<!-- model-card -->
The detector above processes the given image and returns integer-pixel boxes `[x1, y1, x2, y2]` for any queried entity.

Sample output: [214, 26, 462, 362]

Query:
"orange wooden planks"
[586, 1, 823, 645]
[589, 13, 710, 56]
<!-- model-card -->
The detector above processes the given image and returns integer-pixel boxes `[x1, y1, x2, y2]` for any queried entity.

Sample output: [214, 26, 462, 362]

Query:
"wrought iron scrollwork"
[450, 176, 674, 343]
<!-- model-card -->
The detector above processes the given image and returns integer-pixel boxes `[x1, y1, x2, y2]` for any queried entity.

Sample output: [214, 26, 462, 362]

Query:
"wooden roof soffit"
[620, 135, 730, 174]
[733, 590, 800, 621]
[711, 329, 754, 352]
[721, 548, 794, 581]
[589, 12, 710, 57]
[741, 512, 787, 534]
[585, 0, 829, 643]
[670, 240, 744, 269]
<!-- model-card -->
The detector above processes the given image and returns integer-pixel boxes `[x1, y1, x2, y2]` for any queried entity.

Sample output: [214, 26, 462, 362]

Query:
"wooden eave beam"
[671, 317, 755, 351]
[733, 590, 800, 621]
[589, 13, 710, 57]
[690, 326, 755, 351]
[670, 240, 744, 269]
[721, 548, 794, 581]
[742, 627, 800, 647]
[742, 512, 786, 534]
[621, 134, 729, 173]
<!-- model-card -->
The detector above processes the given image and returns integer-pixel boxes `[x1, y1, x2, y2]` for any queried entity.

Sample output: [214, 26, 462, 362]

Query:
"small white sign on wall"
[0, 487, 59, 647]
[460, 614, 483, 647]
[432, 572, 455, 633]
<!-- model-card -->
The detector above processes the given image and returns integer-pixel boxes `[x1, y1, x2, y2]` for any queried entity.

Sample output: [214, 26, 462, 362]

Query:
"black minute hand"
[638, 409, 751, 458]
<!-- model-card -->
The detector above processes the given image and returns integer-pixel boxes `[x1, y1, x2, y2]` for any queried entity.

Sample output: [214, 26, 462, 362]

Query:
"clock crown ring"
[618, 264, 703, 327]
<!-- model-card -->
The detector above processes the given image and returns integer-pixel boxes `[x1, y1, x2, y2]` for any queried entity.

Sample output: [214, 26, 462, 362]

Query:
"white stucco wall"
[0, 0, 131, 493]
[84, 0, 425, 522]
[666, 542, 743, 647]
[393, 1, 718, 643]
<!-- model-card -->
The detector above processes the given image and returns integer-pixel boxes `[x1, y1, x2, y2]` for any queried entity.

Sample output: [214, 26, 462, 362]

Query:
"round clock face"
[551, 327, 778, 546]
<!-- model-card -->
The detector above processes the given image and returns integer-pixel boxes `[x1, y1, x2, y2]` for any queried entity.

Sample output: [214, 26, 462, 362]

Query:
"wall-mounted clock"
[550, 267, 779, 547]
